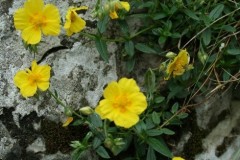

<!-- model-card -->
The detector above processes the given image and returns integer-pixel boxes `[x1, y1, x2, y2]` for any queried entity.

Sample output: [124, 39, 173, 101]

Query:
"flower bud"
[104, 137, 113, 149]
[166, 52, 177, 59]
[79, 106, 94, 115]
[114, 138, 125, 146]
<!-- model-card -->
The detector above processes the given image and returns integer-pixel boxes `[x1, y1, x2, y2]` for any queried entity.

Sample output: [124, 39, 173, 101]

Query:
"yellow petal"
[37, 81, 49, 91]
[118, 78, 140, 93]
[14, 8, 30, 30]
[64, 8, 86, 36]
[127, 92, 147, 114]
[103, 81, 120, 100]
[114, 111, 139, 128]
[42, 4, 60, 36]
[120, 2, 130, 11]
[109, 11, 119, 19]
[24, 0, 44, 15]
[20, 83, 38, 98]
[62, 117, 73, 127]
[64, 7, 73, 29]
[95, 99, 116, 120]
[69, 15, 86, 33]
[172, 157, 185, 160]
[14, 70, 29, 88]
[31, 60, 38, 71]
[32, 65, 51, 81]
[22, 26, 41, 44]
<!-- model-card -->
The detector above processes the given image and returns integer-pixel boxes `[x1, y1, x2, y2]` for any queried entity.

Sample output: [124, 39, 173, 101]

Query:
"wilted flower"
[14, 60, 51, 98]
[14, 0, 60, 44]
[165, 49, 192, 80]
[108, 1, 130, 19]
[62, 117, 73, 127]
[95, 78, 147, 128]
[64, 6, 88, 36]
[172, 157, 185, 160]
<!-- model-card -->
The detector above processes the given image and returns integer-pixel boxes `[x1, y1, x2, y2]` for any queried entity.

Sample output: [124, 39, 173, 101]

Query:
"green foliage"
[16, 0, 240, 159]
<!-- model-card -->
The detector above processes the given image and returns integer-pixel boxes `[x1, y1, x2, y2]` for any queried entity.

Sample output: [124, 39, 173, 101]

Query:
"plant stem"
[48, 90, 67, 108]
[48, 90, 83, 119]
[130, 25, 155, 39]
[79, 32, 96, 40]
[104, 120, 108, 137]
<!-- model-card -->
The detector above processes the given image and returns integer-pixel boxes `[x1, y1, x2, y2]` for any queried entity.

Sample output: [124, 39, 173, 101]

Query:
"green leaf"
[209, 4, 224, 21]
[201, 28, 211, 46]
[161, 128, 175, 135]
[96, 146, 110, 159]
[71, 148, 83, 160]
[125, 41, 135, 57]
[144, 69, 156, 98]
[177, 112, 188, 119]
[95, 37, 109, 62]
[146, 129, 163, 136]
[154, 96, 165, 104]
[89, 113, 103, 127]
[138, 1, 154, 9]
[158, 36, 167, 44]
[147, 146, 156, 160]
[226, 48, 240, 55]
[135, 43, 157, 54]
[171, 103, 179, 114]
[146, 137, 173, 158]
[93, 137, 102, 149]
[71, 119, 83, 126]
[184, 9, 199, 20]
[126, 58, 135, 73]
[97, 16, 109, 33]
[135, 120, 146, 133]
[221, 25, 236, 32]
[152, 112, 160, 125]
[152, 13, 167, 20]
[145, 118, 155, 130]
[118, 20, 129, 35]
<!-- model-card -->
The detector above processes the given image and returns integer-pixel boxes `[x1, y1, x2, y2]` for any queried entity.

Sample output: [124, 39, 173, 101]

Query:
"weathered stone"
[194, 87, 232, 130]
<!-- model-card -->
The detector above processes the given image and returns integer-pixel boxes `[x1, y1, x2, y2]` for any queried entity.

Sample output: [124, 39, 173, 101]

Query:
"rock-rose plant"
[13, 0, 240, 159]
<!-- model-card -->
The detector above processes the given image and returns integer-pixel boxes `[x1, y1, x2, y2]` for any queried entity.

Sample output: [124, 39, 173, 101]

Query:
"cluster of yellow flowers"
[13, 0, 130, 44]
[14, 0, 87, 44]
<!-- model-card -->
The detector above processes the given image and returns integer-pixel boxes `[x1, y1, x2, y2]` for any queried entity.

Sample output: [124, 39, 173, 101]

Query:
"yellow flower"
[109, 1, 130, 19]
[95, 78, 147, 128]
[64, 6, 88, 36]
[13, 0, 60, 44]
[165, 49, 190, 80]
[14, 60, 51, 98]
[62, 117, 73, 127]
[172, 157, 185, 160]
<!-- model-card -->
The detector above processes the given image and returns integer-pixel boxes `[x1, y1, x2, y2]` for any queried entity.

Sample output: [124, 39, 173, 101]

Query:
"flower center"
[113, 94, 131, 113]
[30, 13, 47, 28]
[28, 73, 41, 86]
